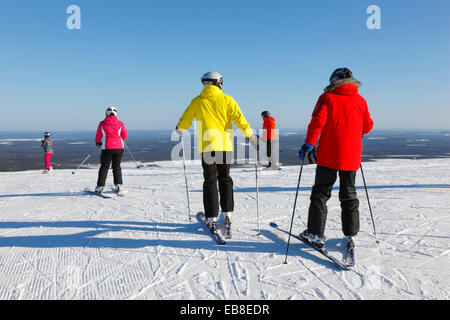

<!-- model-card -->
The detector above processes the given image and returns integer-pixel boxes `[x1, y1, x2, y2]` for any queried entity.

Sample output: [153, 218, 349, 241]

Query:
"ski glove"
[298, 143, 315, 160]
[175, 126, 183, 136]
[96, 142, 102, 148]
[307, 148, 317, 164]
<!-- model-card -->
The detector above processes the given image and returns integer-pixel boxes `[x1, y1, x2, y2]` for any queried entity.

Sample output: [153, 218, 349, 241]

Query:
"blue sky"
[0, 0, 449, 131]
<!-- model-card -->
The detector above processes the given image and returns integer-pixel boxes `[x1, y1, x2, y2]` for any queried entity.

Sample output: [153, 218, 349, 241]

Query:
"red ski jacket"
[262, 116, 277, 141]
[305, 80, 374, 171]
[95, 115, 128, 150]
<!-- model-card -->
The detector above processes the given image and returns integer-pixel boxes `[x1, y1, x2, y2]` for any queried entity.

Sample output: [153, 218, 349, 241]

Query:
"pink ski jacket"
[95, 115, 128, 149]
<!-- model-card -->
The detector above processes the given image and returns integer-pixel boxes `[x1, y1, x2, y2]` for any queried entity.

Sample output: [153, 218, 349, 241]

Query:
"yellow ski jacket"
[177, 85, 253, 153]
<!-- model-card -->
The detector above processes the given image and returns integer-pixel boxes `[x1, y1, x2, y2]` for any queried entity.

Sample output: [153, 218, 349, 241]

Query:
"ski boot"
[224, 212, 232, 225]
[42, 167, 53, 174]
[344, 236, 356, 268]
[114, 184, 125, 196]
[299, 230, 326, 248]
[94, 186, 104, 195]
[205, 217, 218, 233]
[224, 212, 232, 239]
[346, 236, 355, 250]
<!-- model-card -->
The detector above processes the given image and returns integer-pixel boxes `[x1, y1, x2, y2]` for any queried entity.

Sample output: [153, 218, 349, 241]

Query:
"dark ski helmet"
[261, 111, 271, 118]
[329, 68, 353, 85]
[44, 132, 50, 137]
[201, 71, 223, 88]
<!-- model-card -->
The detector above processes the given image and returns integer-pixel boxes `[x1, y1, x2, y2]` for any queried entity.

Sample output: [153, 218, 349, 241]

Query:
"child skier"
[176, 72, 259, 233]
[261, 111, 278, 169]
[41, 132, 53, 174]
[298, 68, 374, 250]
[94, 106, 128, 195]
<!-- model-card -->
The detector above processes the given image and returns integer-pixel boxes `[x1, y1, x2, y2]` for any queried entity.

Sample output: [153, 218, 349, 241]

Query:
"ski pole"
[255, 145, 261, 236]
[283, 156, 306, 264]
[181, 135, 192, 222]
[123, 141, 144, 169]
[72, 148, 97, 175]
[360, 162, 380, 244]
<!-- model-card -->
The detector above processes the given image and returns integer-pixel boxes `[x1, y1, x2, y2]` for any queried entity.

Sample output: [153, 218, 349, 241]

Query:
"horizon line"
[0, 128, 449, 133]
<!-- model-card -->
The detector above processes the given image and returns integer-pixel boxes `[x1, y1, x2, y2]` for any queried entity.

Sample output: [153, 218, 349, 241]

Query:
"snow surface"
[0, 158, 449, 300]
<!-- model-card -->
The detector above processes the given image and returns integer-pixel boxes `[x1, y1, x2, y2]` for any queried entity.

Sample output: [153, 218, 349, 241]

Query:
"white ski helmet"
[106, 106, 118, 117]
[201, 71, 223, 87]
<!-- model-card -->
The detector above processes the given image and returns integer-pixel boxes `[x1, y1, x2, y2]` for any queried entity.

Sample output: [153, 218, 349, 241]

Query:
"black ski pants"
[307, 165, 360, 237]
[202, 151, 234, 219]
[266, 139, 272, 158]
[97, 149, 124, 187]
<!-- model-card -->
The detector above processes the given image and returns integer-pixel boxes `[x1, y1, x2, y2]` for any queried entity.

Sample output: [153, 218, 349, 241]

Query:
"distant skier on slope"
[176, 72, 259, 233]
[41, 132, 53, 174]
[298, 68, 374, 250]
[261, 111, 279, 169]
[94, 106, 128, 195]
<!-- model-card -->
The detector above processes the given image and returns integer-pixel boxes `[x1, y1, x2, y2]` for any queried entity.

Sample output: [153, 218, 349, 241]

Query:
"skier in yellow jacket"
[176, 72, 259, 232]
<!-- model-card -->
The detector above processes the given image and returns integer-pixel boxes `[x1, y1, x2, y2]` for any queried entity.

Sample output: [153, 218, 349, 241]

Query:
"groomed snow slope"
[0, 159, 449, 300]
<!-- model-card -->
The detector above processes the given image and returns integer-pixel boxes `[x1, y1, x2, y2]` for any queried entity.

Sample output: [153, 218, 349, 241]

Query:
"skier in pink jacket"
[41, 132, 53, 174]
[94, 106, 128, 194]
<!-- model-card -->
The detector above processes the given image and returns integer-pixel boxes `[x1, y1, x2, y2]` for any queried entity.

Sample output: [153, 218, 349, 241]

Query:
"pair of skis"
[197, 212, 354, 270]
[196, 212, 231, 245]
[84, 187, 125, 199]
[270, 222, 355, 271]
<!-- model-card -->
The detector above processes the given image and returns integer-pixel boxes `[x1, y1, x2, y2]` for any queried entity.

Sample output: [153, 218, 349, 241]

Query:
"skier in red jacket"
[298, 68, 374, 249]
[94, 106, 128, 194]
[261, 111, 278, 169]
